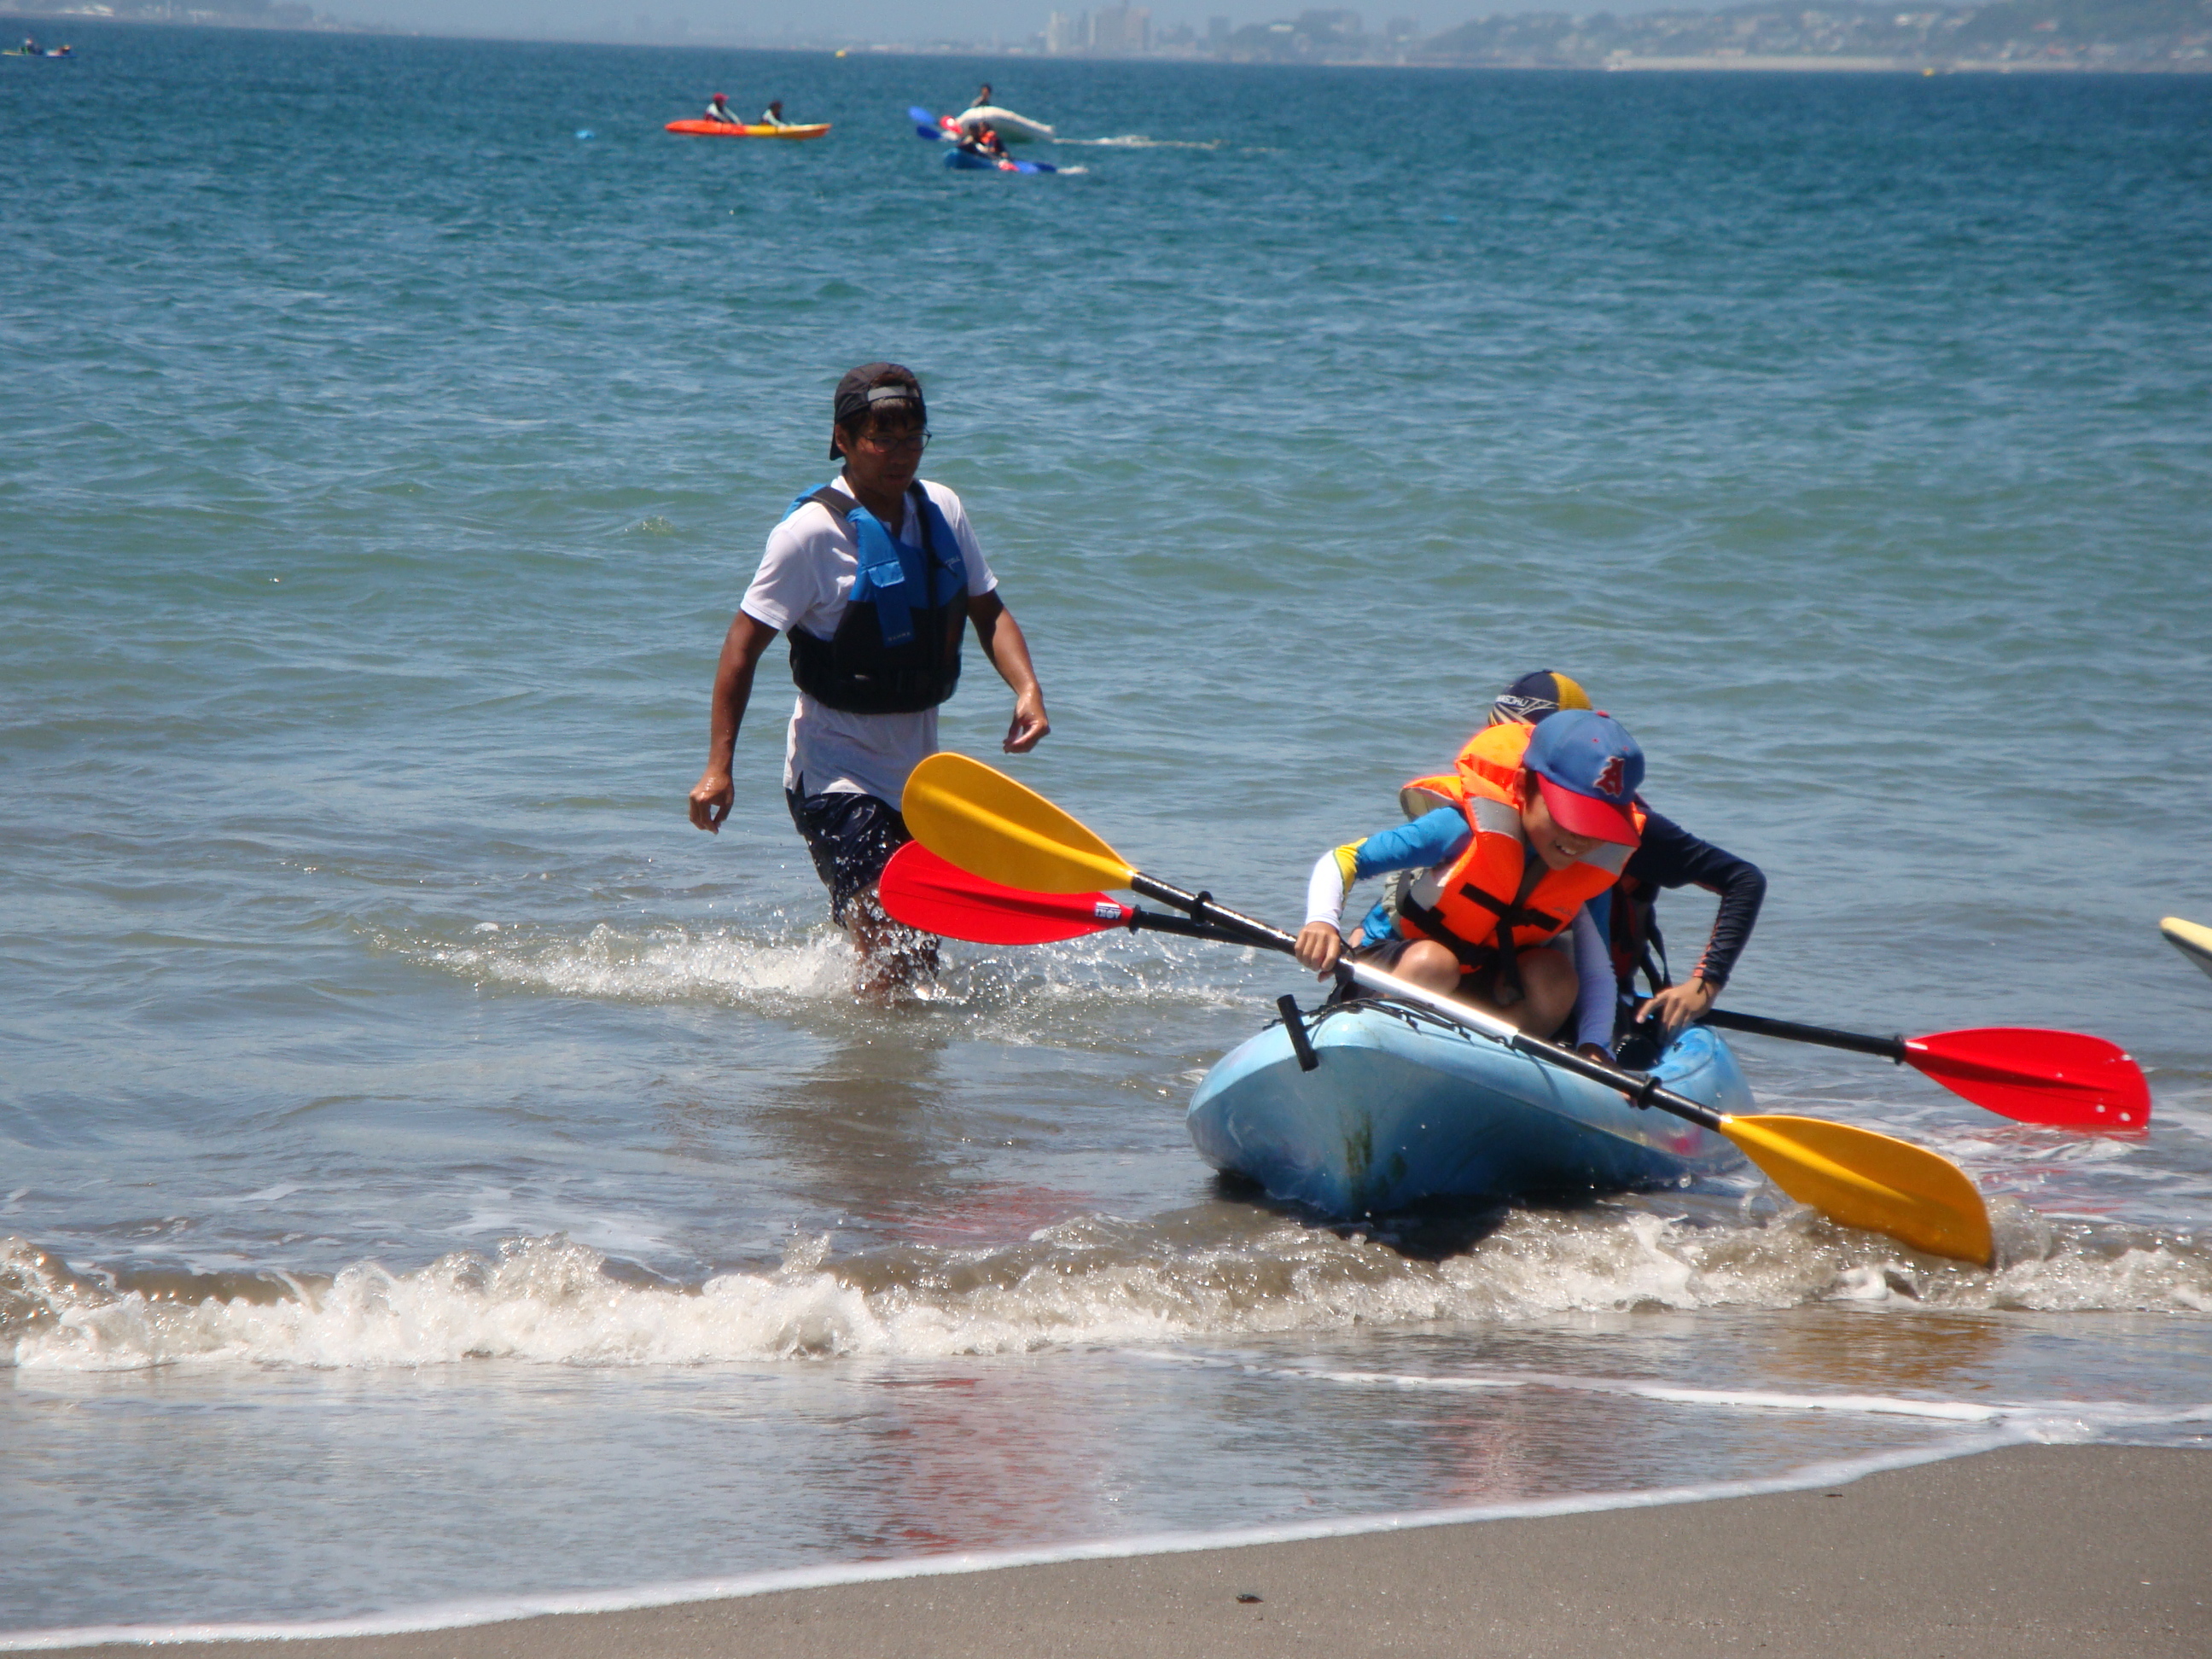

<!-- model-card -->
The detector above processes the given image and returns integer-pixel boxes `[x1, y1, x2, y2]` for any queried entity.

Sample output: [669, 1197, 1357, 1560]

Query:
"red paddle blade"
[878, 843, 1129, 946]
[1905, 1027, 2153, 1132]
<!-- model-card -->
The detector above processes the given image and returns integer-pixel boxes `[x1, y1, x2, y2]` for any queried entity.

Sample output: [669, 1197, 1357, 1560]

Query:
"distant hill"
[12, 0, 2209, 65]
[1418, 0, 2212, 67]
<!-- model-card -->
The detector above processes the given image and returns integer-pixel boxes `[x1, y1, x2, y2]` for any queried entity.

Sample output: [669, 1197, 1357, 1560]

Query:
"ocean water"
[3, 23, 2211, 1642]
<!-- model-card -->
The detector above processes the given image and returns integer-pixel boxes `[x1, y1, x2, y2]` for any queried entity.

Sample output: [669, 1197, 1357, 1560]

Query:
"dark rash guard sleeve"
[1622, 809, 1767, 989]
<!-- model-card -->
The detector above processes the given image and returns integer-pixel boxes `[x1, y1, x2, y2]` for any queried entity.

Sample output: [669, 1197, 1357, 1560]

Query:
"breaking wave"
[8, 1199, 2208, 1373]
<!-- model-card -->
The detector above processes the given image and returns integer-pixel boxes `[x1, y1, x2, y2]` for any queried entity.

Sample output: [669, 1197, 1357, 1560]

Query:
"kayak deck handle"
[1278, 995, 1321, 1073]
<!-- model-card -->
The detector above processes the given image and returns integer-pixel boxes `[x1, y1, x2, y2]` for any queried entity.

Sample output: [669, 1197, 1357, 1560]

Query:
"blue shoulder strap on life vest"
[784, 484, 966, 649]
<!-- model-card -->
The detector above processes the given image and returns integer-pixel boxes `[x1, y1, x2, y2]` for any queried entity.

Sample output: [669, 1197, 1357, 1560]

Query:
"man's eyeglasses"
[856, 428, 929, 453]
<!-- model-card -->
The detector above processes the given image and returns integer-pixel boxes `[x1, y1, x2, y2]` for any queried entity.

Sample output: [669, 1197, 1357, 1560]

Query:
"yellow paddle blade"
[902, 753, 1135, 894]
[1723, 1114, 1994, 1267]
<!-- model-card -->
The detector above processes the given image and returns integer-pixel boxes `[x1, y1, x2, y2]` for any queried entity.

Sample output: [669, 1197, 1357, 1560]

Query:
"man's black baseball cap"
[830, 363, 925, 457]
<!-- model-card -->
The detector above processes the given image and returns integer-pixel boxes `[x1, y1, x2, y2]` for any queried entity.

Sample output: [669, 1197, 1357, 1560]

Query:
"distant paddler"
[702, 91, 742, 125]
[955, 123, 1010, 163]
[759, 99, 794, 129]
[687, 364, 1051, 994]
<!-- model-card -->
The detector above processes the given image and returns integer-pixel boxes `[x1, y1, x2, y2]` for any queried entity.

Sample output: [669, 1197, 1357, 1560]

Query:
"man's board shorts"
[785, 788, 911, 925]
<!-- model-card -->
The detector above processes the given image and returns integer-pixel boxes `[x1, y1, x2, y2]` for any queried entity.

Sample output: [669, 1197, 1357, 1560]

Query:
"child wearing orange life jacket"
[1295, 709, 1644, 1048]
[1470, 672, 1766, 1063]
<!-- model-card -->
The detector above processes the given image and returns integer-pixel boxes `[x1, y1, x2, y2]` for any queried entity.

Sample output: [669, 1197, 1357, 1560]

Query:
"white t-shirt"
[739, 476, 998, 807]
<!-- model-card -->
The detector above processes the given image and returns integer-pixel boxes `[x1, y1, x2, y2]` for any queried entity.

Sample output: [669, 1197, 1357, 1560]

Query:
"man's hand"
[690, 612, 776, 836]
[1638, 975, 1718, 1033]
[689, 769, 735, 833]
[969, 593, 1049, 754]
[1003, 691, 1050, 754]
[1295, 922, 1345, 979]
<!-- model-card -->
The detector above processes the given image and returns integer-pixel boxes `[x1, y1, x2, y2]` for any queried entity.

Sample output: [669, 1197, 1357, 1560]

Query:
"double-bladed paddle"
[1701, 1010, 2149, 1132]
[881, 842, 1250, 946]
[882, 840, 2141, 1134]
[899, 752, 1995, 1268]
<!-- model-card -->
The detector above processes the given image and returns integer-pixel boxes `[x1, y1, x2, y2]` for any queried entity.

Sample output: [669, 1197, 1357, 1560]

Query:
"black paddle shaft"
[1122, 908, 1254, 946]
[1704, 1008, 1906, 1062]
[1130, 874, 1298, 952]
[1126, 873, 1730, 1134]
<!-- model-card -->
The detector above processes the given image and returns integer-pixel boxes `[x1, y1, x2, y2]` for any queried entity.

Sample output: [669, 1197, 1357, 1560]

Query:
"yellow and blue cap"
[1488, 670, 1592, 726]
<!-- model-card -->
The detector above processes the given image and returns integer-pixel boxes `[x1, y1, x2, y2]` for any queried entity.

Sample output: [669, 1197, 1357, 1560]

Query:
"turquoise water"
[3, 24, 2211, 1639]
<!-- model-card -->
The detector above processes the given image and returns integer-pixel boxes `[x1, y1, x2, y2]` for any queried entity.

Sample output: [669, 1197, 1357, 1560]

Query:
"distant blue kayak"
[1187, 1006, 1749, 1217]
[944, 148, 1056, 175]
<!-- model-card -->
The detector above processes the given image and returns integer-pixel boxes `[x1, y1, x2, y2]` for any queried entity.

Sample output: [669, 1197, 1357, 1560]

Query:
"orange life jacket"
[1393, 723, 1638, 998]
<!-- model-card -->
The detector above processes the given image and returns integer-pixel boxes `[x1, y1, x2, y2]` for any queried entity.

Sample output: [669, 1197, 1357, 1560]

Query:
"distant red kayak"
[665, 119, 830, 139]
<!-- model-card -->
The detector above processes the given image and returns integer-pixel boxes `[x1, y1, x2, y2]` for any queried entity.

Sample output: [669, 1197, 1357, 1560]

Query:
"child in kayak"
[1295, 709, 1643, 1052]
[1470, 672, 1766, 1061]
[957, 124, 1010, 161]
[703, 93, 742, 125]
[1371, 670, 1761, 1060]
[759, 100, 793, 128]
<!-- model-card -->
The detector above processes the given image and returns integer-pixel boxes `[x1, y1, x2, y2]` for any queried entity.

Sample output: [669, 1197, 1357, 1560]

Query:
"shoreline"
[14, 1443, 2208, 1656]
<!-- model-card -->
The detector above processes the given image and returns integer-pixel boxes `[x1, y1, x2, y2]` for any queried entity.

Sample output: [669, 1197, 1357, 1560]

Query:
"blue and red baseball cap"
[1523, 709, 1643, 847]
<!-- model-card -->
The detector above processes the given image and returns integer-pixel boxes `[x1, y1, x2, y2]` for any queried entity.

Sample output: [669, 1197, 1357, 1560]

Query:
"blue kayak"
[943, 148, 1056, 174]
[1186, 1004, 1749, 1217]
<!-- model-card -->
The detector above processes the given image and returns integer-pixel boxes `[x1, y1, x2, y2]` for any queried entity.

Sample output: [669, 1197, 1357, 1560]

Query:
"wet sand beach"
[36, 1445, 2209, 1658]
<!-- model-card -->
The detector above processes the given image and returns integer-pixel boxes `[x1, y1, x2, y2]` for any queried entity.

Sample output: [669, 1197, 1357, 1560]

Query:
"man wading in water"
[687, 364, 1051, 993]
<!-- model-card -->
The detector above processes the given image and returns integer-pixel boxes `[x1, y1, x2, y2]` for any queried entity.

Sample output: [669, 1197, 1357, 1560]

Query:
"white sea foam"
[404, 922, 858, 1004]
[1062, 134, 1228, 148]
[1143, 1352, 2212, 1435]
[389, 920, 1264, 1018]
[9, 1201, 2210, 1374]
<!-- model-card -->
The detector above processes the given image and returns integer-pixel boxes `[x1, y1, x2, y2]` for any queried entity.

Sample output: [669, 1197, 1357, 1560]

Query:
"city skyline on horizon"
[163, 0, 1700, 48]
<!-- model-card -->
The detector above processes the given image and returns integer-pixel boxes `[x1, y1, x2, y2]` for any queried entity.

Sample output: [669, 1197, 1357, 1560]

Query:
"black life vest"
[1607, 872, 1670, 999]
[785, 483, 967, 715]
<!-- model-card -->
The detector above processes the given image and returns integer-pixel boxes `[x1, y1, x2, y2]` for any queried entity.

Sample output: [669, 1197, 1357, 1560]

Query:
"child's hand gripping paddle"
[901, 752, 1996, 1268]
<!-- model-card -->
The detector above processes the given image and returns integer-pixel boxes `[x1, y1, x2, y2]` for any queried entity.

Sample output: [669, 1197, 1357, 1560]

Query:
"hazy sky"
[328, 0, 1674, 45]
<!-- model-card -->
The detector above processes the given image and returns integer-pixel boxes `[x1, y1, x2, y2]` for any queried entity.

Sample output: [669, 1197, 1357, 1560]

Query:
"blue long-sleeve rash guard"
[1310, 807, 1615, 1050]
[1342, 808, 1466, 941]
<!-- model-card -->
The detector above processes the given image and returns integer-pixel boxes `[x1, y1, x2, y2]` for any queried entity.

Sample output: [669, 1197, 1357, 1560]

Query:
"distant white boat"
[952, 104, 1055, 143]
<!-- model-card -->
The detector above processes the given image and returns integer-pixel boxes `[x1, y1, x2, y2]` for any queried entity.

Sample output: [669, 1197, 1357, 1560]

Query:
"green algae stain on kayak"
[1342, 1112, 1376, 1200]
